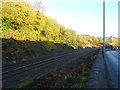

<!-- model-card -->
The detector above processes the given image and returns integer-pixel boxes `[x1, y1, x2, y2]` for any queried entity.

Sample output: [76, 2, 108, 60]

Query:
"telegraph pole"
[103, 0, 105, 56]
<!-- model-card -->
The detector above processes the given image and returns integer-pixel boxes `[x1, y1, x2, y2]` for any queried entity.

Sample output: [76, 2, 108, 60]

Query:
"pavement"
[86, 49, 113, 88]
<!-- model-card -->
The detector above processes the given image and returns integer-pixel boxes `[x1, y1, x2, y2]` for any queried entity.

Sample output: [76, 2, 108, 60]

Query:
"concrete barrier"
[86, 49, 113, 88]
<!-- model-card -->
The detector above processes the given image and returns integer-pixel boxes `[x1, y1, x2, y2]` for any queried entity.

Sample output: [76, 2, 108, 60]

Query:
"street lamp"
[103, 0, 105, 55]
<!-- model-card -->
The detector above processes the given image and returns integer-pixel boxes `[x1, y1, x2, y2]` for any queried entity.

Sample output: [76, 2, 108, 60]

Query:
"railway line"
[2, 48, 98, 88]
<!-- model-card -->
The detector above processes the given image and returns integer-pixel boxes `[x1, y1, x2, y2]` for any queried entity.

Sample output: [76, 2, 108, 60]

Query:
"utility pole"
[103, 0, 105, 56]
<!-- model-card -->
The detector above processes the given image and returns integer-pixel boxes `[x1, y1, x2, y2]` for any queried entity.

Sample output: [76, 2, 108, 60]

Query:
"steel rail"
[2, 50, 80, 71]
[2, 50, 80, 79]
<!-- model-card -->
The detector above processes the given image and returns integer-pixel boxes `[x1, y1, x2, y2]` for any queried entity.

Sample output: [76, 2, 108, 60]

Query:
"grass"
[13, 70, 53, 89]
[13, 55, 80, 88]
[2, 38, 74, 64]
[12, 79, 33, 89]
[63, 53, 98, 88]
[64, 74, 87, 88]
[17, 50, 98, 88]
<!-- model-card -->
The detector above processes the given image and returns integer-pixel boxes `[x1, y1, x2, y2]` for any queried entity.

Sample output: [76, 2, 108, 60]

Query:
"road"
[105, 49, 119, 88]
[2, 48, 98, 88]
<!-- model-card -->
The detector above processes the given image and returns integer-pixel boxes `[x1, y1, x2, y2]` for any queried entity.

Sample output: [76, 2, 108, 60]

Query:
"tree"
[2, 1, 36, 30]
[34, 0, 45, 13]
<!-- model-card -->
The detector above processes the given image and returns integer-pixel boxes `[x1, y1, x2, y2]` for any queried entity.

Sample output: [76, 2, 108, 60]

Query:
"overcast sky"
[28, 0, 118, 37]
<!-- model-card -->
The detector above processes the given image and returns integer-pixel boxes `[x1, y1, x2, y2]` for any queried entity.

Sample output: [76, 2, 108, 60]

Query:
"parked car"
[102, 45, 113, 50]
[112, 46, 118, 50]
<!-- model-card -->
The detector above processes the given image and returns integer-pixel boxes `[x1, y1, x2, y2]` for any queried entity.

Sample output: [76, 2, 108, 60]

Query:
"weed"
[64, 74, 87, 88]
[63, 52, 98, 88]
[80, 71, 89, 76]
[90, 55, 97, 61]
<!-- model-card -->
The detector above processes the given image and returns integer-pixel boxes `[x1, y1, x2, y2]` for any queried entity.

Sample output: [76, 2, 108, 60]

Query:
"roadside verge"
[86, 49, 113, 88]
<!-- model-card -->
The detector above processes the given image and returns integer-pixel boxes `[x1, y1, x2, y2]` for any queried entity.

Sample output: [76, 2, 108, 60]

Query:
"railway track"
[3, 51, 79, 79]
[2, 48, 98, 88]
[2, 50, 76, 70]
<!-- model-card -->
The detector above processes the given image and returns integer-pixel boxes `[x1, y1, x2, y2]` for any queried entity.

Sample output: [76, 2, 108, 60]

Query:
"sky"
[27, 0, 118, 37]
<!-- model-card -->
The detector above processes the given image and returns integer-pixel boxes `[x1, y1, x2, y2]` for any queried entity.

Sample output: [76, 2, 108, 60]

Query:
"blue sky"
[28, 0, 118, 37]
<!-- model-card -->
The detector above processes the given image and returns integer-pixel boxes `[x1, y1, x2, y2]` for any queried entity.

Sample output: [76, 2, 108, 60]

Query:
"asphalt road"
[105, 50, 119, 88]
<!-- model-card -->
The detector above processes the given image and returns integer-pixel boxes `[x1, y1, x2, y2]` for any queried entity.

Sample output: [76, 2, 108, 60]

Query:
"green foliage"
[2, 0, 103, 48]
[2, 0, 103, 63]
[1, 18, 14, 31]
[2, 38, 73, 63]
[86, 54, 97, 68]
[90, 55, 97, 61]
[63, 52, 98, 88]
[41, 41, 56, 52]
[34, 11, 46, 33]
[80, 71, 89, 76]
[14, 28, 37, 41]
[2, 38, 24, 62]
[2, 1, 36, 30]
[2, 29, 15, 38]
[64, 74, 87, 88]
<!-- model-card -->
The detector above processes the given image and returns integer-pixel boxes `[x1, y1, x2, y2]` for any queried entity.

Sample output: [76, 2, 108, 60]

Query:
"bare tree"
[34, 0, 45, 13]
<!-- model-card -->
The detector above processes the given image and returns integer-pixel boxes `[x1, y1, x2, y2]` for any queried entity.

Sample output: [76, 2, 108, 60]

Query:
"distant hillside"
[1, 0, 107, 63]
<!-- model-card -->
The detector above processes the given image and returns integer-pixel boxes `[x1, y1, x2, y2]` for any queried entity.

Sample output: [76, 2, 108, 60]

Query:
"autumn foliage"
[1, 0, 105, 63]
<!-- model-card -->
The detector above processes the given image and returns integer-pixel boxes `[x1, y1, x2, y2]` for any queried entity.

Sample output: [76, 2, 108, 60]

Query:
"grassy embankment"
[2, 38, 74, 64]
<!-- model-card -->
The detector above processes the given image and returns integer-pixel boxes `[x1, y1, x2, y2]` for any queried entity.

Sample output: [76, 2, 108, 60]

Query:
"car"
[102, 45, 113, 50]
[112, 46, 118, 50]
